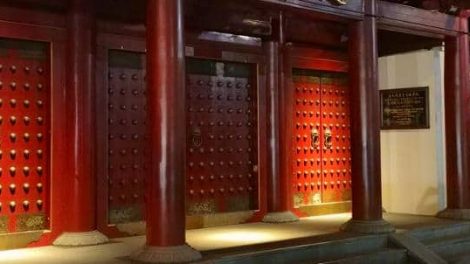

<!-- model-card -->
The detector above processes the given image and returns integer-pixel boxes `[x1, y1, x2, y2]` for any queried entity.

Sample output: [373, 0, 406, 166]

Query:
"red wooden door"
[186, 58, 259, 215]
[292, 69, 351, 211]
[292, 70, 322, 207]
[106, 50, 148, 224]
[98, 42, 264, 234]
[320, 73, 352, 203]
[0, 38, 50, 232]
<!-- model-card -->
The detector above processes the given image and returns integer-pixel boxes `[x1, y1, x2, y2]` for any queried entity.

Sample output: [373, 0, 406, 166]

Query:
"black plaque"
[380, 87, 429, 129]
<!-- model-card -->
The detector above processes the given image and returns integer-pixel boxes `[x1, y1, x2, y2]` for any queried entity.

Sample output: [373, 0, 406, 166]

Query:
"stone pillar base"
[437, 208, 470, 220]
[130, 244, 202, 263]
[53, 230, 109, 246]
[262, 211, 299, 223]
[340, 219, 395, 234]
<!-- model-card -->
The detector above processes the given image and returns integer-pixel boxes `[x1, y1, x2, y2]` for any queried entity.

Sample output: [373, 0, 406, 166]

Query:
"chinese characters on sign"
[380, 87, 429, 129]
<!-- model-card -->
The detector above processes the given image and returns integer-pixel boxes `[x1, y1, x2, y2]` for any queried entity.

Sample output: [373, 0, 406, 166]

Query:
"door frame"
[95, 33, 147, 238]
[0, 19, 66, 247]
[184, 33, 268, 228]
[285, 44, 350, 217]
[96, 31, 269, 236]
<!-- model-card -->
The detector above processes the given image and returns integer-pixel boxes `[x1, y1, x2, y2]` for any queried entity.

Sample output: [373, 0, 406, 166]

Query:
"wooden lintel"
[378, 1, 460, 36]
[0, 4, 65, 29]
[97, 20, 145, 38]
[255, 0, 364, 21]
[255, 0, 461, 37]
[378, 24, 446, 39]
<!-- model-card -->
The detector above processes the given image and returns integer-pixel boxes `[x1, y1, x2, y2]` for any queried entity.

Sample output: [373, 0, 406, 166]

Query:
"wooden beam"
[0, 4, 65, 28]
[254, 0, 461, 37]
[255, 0, 364, 20]
[378, 1, 460, 36]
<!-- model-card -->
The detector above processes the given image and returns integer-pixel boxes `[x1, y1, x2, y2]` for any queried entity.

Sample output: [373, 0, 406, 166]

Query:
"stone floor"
[0, 213, 460, 264]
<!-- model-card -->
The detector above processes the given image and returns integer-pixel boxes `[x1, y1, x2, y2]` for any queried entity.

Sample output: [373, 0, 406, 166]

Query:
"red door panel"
[292, 69, 351, 211]
[106, 50, 148, 224]
[186, 58, 259, 215]
[0, 38, 50, 232]
[292, 71, 322, 207]
[320, 73, 352, 203]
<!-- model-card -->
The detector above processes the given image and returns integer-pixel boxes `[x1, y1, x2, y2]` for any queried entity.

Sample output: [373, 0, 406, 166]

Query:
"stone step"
[212, 235, 389, 264]
[316, 249, 410, 264]
[407, 223, 470, 244]
[430, 238, 470, 260]
[428, 233, 470, 250]
[446, 252, 470, 264]
[389, 233, 446, 264]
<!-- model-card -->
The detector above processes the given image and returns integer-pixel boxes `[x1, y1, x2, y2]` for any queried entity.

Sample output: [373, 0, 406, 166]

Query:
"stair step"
[428, 233, 470, 250]
[389, 233, 446, 264]
[407, 223, 470, 243]
[213, 235, 389, 264]
[316, 249, 409, 264]
[446, 252, 470, 264]
[430, 239, 470, 260]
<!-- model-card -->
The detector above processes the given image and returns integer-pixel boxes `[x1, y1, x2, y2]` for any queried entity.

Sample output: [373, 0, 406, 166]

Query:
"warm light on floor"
[0, 248, 42, 260]
[205, 230, 278, 243]
[0, 213, 455, 263]
[184, 213, 353, 250]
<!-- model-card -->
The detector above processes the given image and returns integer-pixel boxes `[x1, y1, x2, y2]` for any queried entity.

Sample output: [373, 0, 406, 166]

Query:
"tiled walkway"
[0, 213, 459, 264]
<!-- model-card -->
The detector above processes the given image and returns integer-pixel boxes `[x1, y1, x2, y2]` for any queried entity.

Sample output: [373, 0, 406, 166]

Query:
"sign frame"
[380, 86, 430, 130]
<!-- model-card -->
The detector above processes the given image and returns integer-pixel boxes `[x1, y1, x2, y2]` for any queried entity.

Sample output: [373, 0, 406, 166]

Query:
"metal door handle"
[311, 128, 320, 149]
[191, 127, 202, 147]
[324, 128, 332, 149]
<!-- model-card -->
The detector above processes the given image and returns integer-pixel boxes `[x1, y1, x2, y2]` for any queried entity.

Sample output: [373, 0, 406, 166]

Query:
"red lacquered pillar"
[437, 15, 470, 220]
[130, 0, 201, 262]
[53, 0, 108, 246]
[340, 0, 394, 234]
[263, 13, 298, 223]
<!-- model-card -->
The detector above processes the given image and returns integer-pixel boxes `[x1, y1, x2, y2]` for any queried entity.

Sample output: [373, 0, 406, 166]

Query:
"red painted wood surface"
[444, 16, 470, 209]
[186, 60, 259, 214]
[319, 74, 351, 202]
[265, 12, 292, 214]
[0, 0, 466, 251]
[0, 12, 67, 247]
[291, 73, 322, 208]
[185, 38, 268, 223]
[146, 0, 186, 247]
[106, 51, 148, 224]
[282, 46, 349, 216]
[259, 0, 364, 21]
[378, 0, 459, 36]
[0, 39, 50, 233]
[348, 4, 384, 221]
[291, 70, 351, 208]
[96, 32, 267, 235]
[0, 5, 65, 30]
[266, 41, 284, 213]
[279, 45, 296, 212]
[63, 0, 96, 233]
[95, 34, 147, 238]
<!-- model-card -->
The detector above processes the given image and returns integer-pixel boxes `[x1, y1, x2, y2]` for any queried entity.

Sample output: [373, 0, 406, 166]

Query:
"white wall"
[379, 48, 446, 216]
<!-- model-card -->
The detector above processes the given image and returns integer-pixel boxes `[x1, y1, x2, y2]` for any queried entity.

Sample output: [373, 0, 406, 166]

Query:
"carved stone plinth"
[340, 219, 395, 234]
[53, 230, 109, 246]
[130, 244, 202, 263]
[262, 211, 299, 223]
